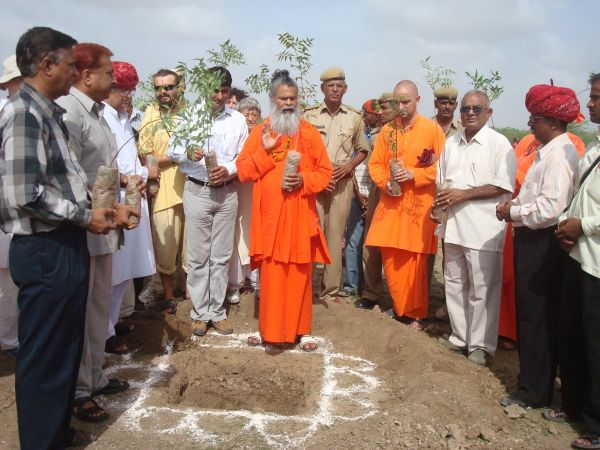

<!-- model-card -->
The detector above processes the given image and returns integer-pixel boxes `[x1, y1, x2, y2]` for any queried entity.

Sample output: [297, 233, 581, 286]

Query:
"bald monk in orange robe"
[236, 73, 331, 350]
[365, 81, 445, 329]
[498, 131, 586, 345]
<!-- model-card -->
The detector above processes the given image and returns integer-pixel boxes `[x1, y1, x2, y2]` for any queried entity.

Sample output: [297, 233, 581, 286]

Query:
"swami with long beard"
[236, 70, 331, 353]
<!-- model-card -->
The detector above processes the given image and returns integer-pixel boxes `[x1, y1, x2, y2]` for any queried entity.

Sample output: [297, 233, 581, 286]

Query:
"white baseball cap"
[0, 55, 21, 85]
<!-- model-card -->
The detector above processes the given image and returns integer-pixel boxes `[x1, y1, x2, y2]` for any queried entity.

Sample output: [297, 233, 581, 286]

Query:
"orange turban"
[362, 99, 381, 114]
[525, 84, 581, 123]
[112, 61, 138, 90]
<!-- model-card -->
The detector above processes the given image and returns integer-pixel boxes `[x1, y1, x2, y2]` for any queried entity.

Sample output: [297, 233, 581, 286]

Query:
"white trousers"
[444, 242, 502, 355]
[0, 268, 19, 350]
[227, 256, 259, 294]
[107, 279, 131, 339]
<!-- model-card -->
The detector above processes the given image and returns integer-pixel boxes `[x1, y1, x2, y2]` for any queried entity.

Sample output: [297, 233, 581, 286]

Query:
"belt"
[513, 225, 557, 237]
[188, 176, 235, 188]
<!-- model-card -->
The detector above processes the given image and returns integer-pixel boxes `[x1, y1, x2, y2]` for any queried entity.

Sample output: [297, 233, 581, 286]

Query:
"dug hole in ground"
[0, 248, 580, 449]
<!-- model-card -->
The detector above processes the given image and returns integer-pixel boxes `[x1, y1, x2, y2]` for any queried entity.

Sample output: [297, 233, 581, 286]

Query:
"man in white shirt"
[103, 61, 158, 351]
[434, 90, 516, 365]
[553, 74, 600, 449]
[496, 83, 580, 410]
[168, 66, 248, 337]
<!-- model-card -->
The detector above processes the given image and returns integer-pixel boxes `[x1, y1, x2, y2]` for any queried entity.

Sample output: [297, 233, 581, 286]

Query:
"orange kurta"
[236, 119, 332, 343]
[365, 115, 445, 319]
[498, 132, 585, 340]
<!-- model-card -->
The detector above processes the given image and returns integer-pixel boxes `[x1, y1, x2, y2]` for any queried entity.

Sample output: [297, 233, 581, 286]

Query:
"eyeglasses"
[114, 88, 135, 97]
[459, 105, 486, 115]
[154, 84, 178, 92]
[528, 115, 545, 122]
[242, 110, 260, 119]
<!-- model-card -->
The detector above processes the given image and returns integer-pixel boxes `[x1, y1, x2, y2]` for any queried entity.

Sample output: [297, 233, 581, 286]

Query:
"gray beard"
[270, 105, 300, 135]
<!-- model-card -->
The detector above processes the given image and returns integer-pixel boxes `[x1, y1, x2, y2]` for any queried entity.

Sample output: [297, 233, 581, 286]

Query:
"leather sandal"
[72, 397, 109, 423]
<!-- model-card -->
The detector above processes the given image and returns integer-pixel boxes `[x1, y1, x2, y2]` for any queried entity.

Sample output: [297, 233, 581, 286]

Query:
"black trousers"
[10, 227, 89, 450]
[579, 261, 600, 433]
[513, 227, 565, 407]
[558, 256, 586, 419]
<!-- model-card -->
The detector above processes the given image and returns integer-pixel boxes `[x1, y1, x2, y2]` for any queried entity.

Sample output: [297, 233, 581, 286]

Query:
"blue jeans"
[343, 196, 365, 294]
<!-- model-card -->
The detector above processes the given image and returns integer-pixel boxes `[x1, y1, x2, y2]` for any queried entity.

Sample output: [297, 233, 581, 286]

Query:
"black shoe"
[354, 298, 377, 310]
[500, 395, 533, 410]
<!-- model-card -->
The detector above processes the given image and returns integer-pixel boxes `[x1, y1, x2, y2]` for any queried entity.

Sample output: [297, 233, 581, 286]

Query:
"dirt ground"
[0, 253, 583, 449]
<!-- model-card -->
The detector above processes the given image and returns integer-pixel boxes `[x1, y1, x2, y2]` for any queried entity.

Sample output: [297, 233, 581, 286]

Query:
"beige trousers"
[76, 254, 111, 399]
[316, 177, 354, 298]
[152, 204, 186, 275]
[0, 268, 19, 350]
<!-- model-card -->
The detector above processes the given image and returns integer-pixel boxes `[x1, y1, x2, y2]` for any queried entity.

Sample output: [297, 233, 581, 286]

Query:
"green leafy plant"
[420, 56, 455, 91]
[207, 39, 245, 67]
[161, 59, 224, 158]
[133, 76, 157, 112]
[465, 69, 504, 102]
[245, 64, 271, 95]
[245, 33, 316, 107]
[277, 33, 317, 107]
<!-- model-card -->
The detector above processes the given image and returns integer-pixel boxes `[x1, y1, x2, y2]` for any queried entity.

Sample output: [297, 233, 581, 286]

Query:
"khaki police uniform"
[303, 102, 369, 298]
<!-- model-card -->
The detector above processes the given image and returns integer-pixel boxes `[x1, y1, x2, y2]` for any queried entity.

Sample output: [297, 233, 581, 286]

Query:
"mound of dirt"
[0, 256, 580, 449]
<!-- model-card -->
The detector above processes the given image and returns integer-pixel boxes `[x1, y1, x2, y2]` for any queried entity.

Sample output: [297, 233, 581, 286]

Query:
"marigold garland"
[271, 136, 292, 162]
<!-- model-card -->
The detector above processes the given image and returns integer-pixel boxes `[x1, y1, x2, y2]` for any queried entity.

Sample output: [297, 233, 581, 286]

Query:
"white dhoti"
[108, 196, 155, 338]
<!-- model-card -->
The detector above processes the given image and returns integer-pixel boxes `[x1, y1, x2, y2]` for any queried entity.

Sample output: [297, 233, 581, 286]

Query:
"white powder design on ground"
[102, 334, 380, 449]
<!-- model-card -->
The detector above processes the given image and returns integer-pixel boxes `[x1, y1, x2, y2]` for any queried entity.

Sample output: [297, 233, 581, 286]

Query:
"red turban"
[112, 61, 139, 90]
[525, 84, 582, 123]
[362, 99, 381, 114]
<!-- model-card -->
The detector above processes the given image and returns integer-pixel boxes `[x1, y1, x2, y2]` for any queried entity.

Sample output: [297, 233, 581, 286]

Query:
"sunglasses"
[154, 84, 178, 92]
[459, 105, 486, 115]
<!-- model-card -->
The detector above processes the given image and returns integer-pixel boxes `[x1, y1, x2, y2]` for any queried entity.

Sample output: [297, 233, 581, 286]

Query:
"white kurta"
[103, 103, 155, 285]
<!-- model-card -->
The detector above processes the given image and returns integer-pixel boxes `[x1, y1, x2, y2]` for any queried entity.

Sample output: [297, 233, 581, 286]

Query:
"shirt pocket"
[470, 160, 494, 187]
[339, 127, 354, 153]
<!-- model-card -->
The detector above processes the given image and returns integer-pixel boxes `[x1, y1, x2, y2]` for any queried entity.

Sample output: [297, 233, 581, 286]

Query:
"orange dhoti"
[381, 247, 429, 319]
[259, 258, 312, 343]
[498, 225, 517, 341]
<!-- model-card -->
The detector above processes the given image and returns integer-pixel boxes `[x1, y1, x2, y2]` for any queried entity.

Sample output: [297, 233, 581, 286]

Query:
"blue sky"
[2, 0, 598, 128]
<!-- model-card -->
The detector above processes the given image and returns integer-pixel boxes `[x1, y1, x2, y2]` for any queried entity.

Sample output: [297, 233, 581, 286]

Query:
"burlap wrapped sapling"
[204, 149, 218, 184]
[282, 150, 301, 190]
[124, 175, 142, 226]
[92, 165, 119, 220]
[145, 155, 159, 196]
[432, 182, 449, 222]
[388, 159, 402, 196]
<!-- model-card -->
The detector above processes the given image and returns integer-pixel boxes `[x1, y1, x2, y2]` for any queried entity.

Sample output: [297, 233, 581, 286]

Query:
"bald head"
[393, 80, 418, 97]
[392, 80, 420, 122]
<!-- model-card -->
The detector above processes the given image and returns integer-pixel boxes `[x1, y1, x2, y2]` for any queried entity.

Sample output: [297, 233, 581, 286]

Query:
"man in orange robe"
[365, 80, 445, 330]
[498, 131, 586, 346]
[236, 70, 331, 351]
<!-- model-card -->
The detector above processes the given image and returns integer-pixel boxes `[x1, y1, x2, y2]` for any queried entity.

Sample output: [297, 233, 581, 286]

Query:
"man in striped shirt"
[0, 27, 131, 449]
